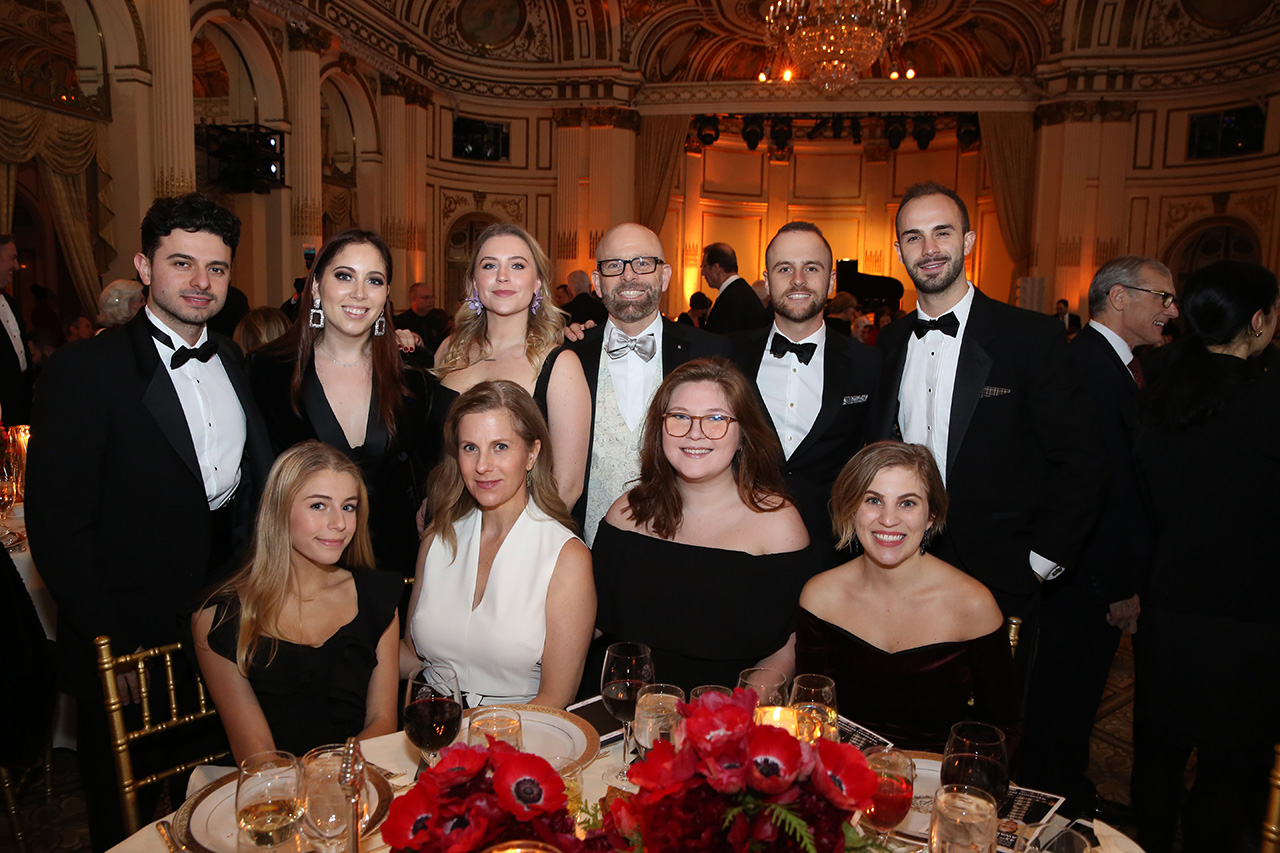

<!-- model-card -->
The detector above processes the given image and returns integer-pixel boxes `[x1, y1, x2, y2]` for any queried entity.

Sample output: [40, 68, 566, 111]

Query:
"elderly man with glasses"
[565, 223, 728, 547]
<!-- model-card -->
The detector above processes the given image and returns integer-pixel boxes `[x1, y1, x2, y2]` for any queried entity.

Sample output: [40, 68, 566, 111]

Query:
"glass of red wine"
[600, 641, 654, 786]
[403, 663, 462, 769]
[941, 721, 1010, 807]
[863, 746, 916, 843]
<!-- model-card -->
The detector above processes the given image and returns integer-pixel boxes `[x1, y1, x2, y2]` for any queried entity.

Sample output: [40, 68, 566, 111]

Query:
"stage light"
[742, 115, 765, 151]
[695, 115, 720, 147]
[912, 115, 936, 150]
[883, 115, 907, 150]
[770, 117, 793, 150]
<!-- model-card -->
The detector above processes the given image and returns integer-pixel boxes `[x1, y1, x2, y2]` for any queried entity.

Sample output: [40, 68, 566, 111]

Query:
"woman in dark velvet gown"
[775, 441, 1016, 752]
[249, 229, 438, 578]
[193, 441, 401, 763]
[1130, 261, 1280, 853]
[592, 359, 811, 693]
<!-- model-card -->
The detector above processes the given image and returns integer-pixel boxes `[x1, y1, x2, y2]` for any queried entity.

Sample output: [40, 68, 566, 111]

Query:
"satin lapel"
[879, 326, 910, 438]
[661, 319, 692, 376]
[738, 328, 771, 412]
[578, 326, 605, 395]
[130, 315, 202, 483]
[948, 298, 994, 478]
[791, 338, 848, 462]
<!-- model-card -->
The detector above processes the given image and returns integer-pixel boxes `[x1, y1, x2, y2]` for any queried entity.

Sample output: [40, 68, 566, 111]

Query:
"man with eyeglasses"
[566, 223, 728, 546]
[701, 241, 771, 334]
[1019, 256, 1177, 820]
[730, 221, 881, 566]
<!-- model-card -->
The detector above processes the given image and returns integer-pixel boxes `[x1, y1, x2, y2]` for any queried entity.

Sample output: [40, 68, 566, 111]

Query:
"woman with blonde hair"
[403, 380, 594, 708]
[233, 305, 290, 353]
[434, 223, 590, 509]
[193, 440, 401, 762]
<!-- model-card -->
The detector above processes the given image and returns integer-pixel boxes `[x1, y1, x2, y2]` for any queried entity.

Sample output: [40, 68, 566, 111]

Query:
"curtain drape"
[323, 184, 355, 238]
[978, 112, 1036, 302]
[0, 99, 108, 315]
[634, 115, 688, 235]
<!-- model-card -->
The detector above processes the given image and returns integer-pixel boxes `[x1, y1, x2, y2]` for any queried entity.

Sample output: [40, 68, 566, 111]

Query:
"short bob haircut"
[626, 358, 789, 540]
[829, 441, 949, 551]
[211, 440, 375, 675]
[426, 379, 574, 554]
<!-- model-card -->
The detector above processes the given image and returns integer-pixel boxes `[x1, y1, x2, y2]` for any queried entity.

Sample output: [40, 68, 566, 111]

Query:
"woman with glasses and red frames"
[590, 357, 811, 693]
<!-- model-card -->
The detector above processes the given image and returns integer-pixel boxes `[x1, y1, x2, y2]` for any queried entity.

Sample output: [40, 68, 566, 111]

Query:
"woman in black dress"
[250, 229, 437, 577]
[1131, 261, 1280, 853]
[778, 441, 1016, 752]
[591, 358, 810, 692]
[193, 441, 401, 762]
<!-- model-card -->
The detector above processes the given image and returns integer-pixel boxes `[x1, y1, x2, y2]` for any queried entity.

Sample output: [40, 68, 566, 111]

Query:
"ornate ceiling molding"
[633, 78, 1039, 113]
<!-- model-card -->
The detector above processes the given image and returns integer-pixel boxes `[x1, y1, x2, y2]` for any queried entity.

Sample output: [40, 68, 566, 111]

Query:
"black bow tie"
[913, 312, 960, 338]
[770, 333, 818, 365]
[149, 323, 219, 369]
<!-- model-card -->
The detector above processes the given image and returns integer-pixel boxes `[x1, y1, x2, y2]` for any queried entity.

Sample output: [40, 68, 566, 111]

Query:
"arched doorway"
[442, 213, 499, 310]
[1164, 217, 1262, 287]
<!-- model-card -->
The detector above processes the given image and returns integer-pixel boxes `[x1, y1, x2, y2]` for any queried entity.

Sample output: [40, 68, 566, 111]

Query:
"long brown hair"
[426, 380, 575, 553]
[265, 229, 407, 440]
[210, 440, 376, 675]
[626, 358, 790, 540]
[433, 223, 565, 378]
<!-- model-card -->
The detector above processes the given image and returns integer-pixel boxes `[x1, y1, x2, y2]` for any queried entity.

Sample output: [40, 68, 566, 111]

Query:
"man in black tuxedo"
[27, 194, 272, 850]
[868, 182, 1103, 624]
[1019, 256, 1178, 815]
[0, 235, 30, 424]
[730, 222, 880, 566]
[566, 223, 728, 546]
[1053, 298, 1083, 336]
[701, 241, 771, 334]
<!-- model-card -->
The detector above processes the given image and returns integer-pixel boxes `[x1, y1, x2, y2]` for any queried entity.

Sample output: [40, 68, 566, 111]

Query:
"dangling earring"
[530, 291, 543, 315]
[920, 527, 933, 555]
[309, 297, 324, 329]
[525, 469, 533, 490]
[465, 291, 484, 316]
[850, 533, 863, 555]
[373, 310, 386, 336]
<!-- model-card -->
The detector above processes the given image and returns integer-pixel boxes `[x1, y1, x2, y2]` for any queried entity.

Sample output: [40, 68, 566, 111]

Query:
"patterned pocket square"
[980, 386, 1013, 398]
[842, 395, 868, 405]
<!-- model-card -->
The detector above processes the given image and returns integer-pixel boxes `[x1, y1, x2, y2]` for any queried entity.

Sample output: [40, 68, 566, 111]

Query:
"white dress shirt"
[899, 284, 976, 483]
[0, 295, 26, 372]
[758, 322, 825, 459]
[1088, 320, 1135, 372]
[603, 314, 663, 432]
[145, 307, 246, 508]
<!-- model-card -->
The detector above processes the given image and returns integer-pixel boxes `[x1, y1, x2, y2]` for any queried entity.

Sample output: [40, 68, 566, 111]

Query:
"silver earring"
[309, 298, 324, 329]
[374, 310, 386, 337]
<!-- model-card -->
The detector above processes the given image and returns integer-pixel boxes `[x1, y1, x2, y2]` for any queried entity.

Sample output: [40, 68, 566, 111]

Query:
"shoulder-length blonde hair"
[433, 223, 565, 378]
[426, 380, 574, 553]
[626, 358, 790, 540]
[829, 441, 948, 550]
[211, 440, 376, 675]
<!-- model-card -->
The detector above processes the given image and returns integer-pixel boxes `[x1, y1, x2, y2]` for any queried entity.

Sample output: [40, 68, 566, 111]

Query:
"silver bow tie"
[606, 328, 657, 362]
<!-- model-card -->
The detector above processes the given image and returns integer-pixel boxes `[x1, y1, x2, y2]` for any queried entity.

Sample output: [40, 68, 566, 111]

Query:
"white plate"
[896, 753, 943, 841]
[173, 769, 391, 853]
[459, 704, 599, 767]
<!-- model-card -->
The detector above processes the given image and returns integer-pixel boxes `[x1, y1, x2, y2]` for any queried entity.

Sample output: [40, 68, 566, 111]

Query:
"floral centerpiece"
[383, 689, 884, 853]
[602, 689, 883, 853]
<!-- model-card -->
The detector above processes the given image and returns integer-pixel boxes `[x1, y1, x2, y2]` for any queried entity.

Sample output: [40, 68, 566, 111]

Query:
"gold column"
[379, 76, 408, 283]
[143, 0, 195, 197]
[286, 26, 328, 250]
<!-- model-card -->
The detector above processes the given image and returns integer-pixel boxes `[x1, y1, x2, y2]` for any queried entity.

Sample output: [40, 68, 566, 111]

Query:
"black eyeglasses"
[597, 257, 663, 277]
[662, 412, 738, 440]
[1123, 285, 1177, 308]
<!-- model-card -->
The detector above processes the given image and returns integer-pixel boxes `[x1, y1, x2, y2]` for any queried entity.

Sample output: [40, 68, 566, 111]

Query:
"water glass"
[689, 685, 732, 700]
[236, 751, 302, 848]
[301, 746, 357, 853]
[468, 707, 523, 749]
[634, 683, 685, 754]
[737, 667, 786, 705]
[929, 784, 998, 853]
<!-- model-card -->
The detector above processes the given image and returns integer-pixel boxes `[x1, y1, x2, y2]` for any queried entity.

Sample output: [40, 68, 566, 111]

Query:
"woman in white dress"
[401, 380, 595, 708]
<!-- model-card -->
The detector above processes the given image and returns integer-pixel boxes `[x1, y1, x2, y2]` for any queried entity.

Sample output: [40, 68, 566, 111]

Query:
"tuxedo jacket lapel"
[129, 316, 202, 483]
[790, 341, 848, 463]
[948, 298, 994, 477]
[878, 327, 910, 439]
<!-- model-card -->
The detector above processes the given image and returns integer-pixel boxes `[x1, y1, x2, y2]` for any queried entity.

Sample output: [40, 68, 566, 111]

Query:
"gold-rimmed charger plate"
[172, 768, 392, 853]
[460, 703, 599, 768]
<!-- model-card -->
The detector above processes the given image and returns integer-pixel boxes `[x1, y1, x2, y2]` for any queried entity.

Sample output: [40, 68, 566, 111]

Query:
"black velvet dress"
[591, 520, 814, 694]
[794, 608, 1019, 752]
[206, 570, 402, 757]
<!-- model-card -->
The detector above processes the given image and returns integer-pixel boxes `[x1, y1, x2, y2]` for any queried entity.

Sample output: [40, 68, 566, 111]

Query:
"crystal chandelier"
[764, 0, 907, 92]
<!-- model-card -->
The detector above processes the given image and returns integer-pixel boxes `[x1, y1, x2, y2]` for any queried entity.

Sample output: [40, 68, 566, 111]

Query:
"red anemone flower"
[627, 738, 698, 796]
[428, 742, 489, 788]
[491, 751, 566, 819]
[745, 725, 805, 794]
[812, 738, 877, 811]
[700, 745, 749, 794]
[681, 690, 756, 757]
[380, 782, 437, 850]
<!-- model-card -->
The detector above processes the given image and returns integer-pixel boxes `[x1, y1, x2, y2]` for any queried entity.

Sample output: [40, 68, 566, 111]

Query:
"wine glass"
[1014, 823, 1093, 853]
[634, 683, 685, 757]
[929, 784, 998, 853]
[941, 721, 1010, 806]
[600, 642, 654, 785]
[404, 663, 463, 767]
[737, 667, 786, 706]
[236, 750, 302, 848]
[690, 685, 732, 700]
[468, 707, 523, 749]
[301, 745, 356, 853]
[789, 673, 838, 742]
[863, 746, 916, 843]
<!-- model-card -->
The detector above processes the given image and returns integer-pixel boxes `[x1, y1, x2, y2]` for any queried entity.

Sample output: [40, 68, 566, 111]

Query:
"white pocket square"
[842, 395, 868, 405]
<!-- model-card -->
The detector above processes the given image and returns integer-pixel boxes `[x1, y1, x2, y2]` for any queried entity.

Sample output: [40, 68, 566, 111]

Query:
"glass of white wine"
[236, 750, 302, 848]
[789, 673, 838, 742]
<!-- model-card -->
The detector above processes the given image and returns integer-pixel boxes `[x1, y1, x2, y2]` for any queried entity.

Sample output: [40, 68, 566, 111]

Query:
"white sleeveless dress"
[410, 503, 578, 706]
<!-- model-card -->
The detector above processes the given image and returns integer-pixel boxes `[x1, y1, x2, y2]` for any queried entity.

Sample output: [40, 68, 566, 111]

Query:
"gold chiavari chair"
[95, 635, 229, 834]
[1005, 616, 1023, 657]
[1262, 744, 1280, 853]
